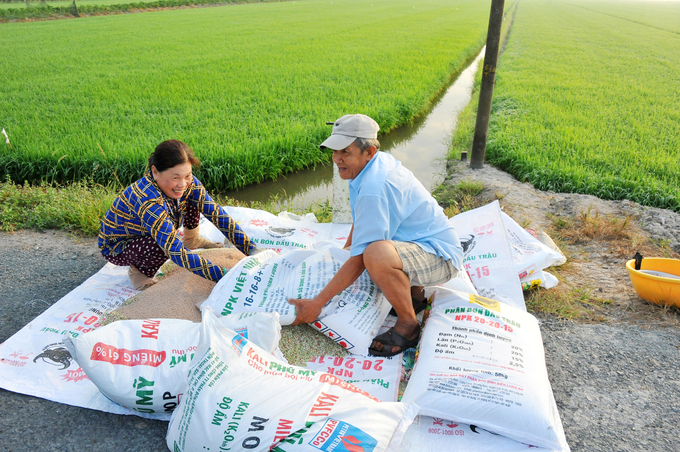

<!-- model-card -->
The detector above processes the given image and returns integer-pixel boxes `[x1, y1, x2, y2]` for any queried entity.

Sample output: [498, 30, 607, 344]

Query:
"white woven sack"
[501, 212, 566, 281]
[434, 266, 478, 294]
[202, 245, 391, 355]
[63, 313, 281, 420]
[166, 310, 418, 452]
[448, 201, 525, 310]
[214, 206, 351, 253]
[306, 355, 403, 402]
[193, 215, 229, 244]
[398, 415, 558, 451]
[401, 287, 569, 451]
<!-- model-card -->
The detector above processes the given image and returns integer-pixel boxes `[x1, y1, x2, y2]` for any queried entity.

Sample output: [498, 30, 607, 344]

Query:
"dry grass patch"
[549, 206, 679, 260]
[537, 206, 680, 324]
[525, 266, 612, 321]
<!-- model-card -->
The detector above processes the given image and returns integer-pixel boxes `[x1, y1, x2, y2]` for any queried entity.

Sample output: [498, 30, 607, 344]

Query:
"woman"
[98, 139, 258, 290]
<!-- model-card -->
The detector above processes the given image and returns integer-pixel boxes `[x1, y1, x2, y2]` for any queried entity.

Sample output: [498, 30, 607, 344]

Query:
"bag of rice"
[63, 312, 281, 420]
[201, 244, 391, 355]
[166, 310, 418, 452]
[400, 287, 569, 451]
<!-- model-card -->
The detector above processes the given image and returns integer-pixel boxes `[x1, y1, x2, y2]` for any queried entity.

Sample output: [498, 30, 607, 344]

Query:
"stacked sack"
[399, 287, 570, 451]
[448, 201, 565, 306]
[63, 312, 281, 420]
[166, 310, 417, 452]
[63, 202, 570, 451]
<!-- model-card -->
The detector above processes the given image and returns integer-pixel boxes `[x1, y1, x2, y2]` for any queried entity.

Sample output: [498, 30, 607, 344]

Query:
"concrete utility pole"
[470, 0, 506, 169]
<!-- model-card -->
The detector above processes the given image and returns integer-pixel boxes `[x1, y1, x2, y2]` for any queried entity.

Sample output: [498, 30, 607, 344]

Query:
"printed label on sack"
[90, 342, 166, 367]
[231, 335, 247, 356]
[318, 374, 379, 402]
[469, 294, 501, 312]
[309, 418, 378, 452]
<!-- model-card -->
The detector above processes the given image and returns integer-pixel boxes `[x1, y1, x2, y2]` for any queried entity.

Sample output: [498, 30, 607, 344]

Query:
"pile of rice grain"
[104, 248, 245, 324]
[103, 247, 352, 367]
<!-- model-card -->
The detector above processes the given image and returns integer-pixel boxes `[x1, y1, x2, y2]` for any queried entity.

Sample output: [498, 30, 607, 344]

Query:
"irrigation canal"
[224, 49, 485, 209]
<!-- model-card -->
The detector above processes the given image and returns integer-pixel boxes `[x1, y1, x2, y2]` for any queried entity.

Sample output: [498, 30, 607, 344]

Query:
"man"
[288, 114, 463, 356]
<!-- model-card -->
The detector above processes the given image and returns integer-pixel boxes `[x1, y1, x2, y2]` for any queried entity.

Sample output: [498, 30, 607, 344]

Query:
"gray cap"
[319, 114, 380, 150]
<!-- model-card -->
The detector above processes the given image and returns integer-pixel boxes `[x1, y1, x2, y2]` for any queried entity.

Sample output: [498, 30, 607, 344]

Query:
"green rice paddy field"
[0, 0, 488, 190]
[486, 0, 680, 211]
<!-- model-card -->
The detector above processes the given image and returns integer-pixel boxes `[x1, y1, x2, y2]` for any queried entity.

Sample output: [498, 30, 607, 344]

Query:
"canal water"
[224, 49, 485, 209]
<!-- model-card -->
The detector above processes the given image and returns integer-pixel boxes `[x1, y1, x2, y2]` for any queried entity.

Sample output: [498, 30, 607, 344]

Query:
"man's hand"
[288, 298, 324, 326]
[286, 254, 364, 326]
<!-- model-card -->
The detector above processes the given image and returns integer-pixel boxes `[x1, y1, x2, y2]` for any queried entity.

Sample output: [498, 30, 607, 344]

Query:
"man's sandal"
[388, 297, 428, 317]
[368, 327, 420, 357]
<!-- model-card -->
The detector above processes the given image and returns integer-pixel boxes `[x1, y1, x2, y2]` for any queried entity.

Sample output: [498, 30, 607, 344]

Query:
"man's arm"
[288, 253, 365, 325]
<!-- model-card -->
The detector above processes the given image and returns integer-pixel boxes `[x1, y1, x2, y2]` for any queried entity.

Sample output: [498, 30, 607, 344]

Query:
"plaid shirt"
[99, 173, 254, 282]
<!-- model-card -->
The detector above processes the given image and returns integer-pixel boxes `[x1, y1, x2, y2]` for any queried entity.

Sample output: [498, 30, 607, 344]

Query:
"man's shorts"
[388, 240, 458, 287]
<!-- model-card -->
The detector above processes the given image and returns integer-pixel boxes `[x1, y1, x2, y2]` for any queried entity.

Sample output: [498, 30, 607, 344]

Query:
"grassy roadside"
[0, 177, 333, 235]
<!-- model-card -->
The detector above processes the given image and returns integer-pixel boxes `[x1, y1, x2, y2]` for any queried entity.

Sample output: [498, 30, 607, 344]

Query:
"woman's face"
[152, 162, 193, 199]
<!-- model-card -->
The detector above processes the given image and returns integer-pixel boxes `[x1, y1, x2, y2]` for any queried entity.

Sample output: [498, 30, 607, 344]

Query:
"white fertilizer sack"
[166, 310, 418, 452]
[435, 266, 478, 295]
[63, 313, 281, 419]
[209, 206, 352, 253]
[202, 246, 391, 355]
[448, 201, 525, 310]
[501, 212, 566, 282]
[217, 312, 282, 355]
[401, 287, 569, 451]
[398, 415, 557, 452]
[306, 355, 402, 402]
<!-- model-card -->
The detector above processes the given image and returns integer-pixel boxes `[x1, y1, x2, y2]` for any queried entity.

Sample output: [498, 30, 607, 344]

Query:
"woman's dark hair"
[148, 140, 201, 173]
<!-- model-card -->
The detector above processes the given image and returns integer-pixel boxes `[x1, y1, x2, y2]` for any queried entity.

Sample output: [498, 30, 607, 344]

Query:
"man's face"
[332, 141, 375, 180]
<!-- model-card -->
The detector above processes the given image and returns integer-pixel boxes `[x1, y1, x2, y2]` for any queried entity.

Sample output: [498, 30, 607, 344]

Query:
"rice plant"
[485, 0, 680, 212]
[0, 0, 490, 191]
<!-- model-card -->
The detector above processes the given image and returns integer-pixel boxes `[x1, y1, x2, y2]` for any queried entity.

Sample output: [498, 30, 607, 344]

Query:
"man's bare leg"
[364, 241, 420, 354]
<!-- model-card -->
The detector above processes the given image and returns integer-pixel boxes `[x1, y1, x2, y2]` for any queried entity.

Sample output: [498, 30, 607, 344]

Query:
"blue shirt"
[348, 152, 463, 271]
